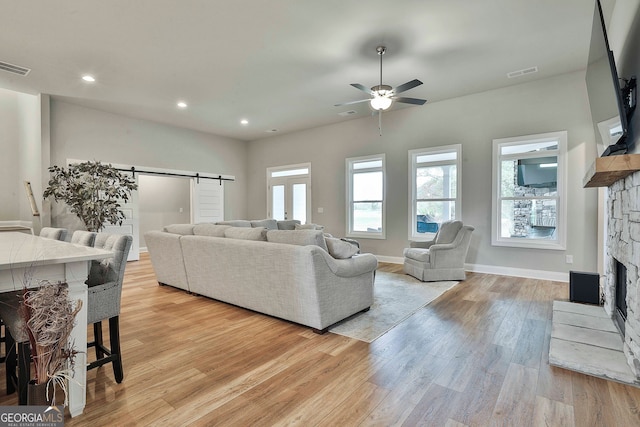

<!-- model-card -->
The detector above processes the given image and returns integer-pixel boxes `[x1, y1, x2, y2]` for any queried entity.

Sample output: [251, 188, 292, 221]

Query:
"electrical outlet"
[566, 255, 573, 264]
[318, 207, 324, 213]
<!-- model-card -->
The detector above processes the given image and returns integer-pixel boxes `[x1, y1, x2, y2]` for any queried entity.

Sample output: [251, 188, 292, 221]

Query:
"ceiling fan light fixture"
[370, 95, 393, 111]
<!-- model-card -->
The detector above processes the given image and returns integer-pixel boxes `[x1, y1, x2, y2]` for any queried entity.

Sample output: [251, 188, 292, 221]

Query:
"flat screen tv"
[585, 0, 629, 156]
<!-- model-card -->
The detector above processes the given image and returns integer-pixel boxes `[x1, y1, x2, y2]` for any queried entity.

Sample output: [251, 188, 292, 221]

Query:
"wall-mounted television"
[585, 0, 630, 156]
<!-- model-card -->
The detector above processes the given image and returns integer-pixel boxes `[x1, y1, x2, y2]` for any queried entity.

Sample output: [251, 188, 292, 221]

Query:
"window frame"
[491, 131, 567, 250]
[346, 153, 386, 239]
[408, 144, 462, 241]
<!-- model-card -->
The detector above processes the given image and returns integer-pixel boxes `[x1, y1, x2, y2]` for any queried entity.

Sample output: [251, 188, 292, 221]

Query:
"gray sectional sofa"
[144, 221, 378, 332]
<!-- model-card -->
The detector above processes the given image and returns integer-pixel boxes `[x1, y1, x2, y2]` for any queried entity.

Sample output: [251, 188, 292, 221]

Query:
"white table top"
[0, 232, 113, 270]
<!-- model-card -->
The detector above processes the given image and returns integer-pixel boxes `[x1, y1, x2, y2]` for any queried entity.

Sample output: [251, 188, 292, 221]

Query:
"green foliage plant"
[43, 161, 138, 232]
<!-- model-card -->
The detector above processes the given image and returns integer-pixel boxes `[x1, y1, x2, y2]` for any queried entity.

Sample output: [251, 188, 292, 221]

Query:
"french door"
[267, 164, 311, 223]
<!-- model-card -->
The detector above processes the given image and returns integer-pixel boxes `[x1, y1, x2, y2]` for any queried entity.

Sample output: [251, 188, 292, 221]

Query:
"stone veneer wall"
[605, 171, 640, 378]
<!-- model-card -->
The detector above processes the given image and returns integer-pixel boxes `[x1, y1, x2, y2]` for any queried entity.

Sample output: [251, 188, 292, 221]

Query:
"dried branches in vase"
[19, 281, 82, 405]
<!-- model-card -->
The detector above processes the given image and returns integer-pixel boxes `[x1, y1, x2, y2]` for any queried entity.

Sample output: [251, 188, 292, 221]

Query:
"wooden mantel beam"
[583, 154, 640, 188]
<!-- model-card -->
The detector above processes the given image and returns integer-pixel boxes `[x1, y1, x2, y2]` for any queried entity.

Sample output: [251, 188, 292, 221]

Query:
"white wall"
[0, 88, 42, 223]
[247, 71, 599, 277]
[138, 174, 191, 248]
[48, 100, 248, 230]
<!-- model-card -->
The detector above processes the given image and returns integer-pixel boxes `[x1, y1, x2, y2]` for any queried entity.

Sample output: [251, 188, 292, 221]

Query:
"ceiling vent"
[0, 61, 31, 76]
[507, 66, 538, 79]
[338, 110, 358, 116]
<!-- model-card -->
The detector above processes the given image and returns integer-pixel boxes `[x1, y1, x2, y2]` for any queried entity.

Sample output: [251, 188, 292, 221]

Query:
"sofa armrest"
[315, 249, 378, 278]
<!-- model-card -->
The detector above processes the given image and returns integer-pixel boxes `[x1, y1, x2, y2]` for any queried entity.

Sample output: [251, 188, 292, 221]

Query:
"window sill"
[491, 238, 566, 251]
[346, 231, 386, 240]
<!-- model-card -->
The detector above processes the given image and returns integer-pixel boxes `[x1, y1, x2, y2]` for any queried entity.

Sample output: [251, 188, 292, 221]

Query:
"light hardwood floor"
[1, 254, 639, 426]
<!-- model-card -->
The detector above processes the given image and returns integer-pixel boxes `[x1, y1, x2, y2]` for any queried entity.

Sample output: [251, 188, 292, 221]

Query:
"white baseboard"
[373, 255, 569, 283]
[375, 255, 404, 264]
[465, 263, 568, 282]
[139, 247, 148, 253]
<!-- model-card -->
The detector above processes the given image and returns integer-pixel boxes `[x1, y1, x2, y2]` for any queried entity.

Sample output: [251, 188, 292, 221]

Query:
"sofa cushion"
[163, 224, 195, 235]
[266, 230, 328, 252]
[277, 220, 301, 230]
[325, 237, 359, 259]
[403, 247, 431, 262]
[216, 220, 252, 228]
[294, 223, 325, 231]
[435, 220, 463, 244]
[224, 227, 267, 241]
[251, 219, 278, 230]
[193, 223, 231, 237]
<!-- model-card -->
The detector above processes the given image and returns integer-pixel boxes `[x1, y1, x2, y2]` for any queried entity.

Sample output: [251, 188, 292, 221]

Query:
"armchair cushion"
[403, 248, 430, 262]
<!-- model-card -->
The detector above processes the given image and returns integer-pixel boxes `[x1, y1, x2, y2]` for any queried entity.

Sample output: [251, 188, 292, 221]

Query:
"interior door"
[269, 177, 310, 223]
[101, 180, 140, 261]
[192, 179, 224, 223]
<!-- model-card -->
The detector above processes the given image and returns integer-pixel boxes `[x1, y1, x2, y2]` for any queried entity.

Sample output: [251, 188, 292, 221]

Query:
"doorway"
[267, 164, 311, 223]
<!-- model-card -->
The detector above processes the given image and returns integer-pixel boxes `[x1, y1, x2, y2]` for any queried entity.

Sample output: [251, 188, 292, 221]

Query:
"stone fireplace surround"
[604, 171, 640, 379]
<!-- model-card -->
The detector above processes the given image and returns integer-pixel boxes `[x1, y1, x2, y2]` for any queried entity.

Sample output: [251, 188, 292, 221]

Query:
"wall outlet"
[179, 207, 183, 213]
[318, 207, 324, 213]
[566, 255, 573, 264]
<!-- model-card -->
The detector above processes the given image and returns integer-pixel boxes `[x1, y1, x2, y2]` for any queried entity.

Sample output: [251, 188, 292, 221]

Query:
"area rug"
[329, 272, 458, 343]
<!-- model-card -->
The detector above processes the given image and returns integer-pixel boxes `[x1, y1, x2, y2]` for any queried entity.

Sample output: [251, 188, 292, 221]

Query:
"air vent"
[338, 110, 358, 116]
[507, 66, 538, 79]
[0, 61, 31, 76]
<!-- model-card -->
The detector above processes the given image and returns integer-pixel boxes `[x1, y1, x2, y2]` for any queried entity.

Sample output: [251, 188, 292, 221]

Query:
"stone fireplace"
[603, 172, 640, 379]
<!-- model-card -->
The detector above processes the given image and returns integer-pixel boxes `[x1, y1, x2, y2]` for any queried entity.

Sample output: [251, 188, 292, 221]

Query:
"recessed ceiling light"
[177, 101, 188, 109]
[240, 119, 249, 125]
[82, 75, 95, 83]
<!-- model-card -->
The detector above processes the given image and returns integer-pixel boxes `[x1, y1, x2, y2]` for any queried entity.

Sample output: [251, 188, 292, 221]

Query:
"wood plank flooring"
[1, 254, 639, 426]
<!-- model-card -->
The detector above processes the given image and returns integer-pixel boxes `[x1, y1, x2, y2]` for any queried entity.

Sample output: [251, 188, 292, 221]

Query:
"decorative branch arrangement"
[19, 281, 82, 404]
[43, 160, 138, 232]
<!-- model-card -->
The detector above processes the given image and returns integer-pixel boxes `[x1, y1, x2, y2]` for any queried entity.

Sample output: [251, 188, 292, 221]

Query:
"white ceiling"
[0, 0, 606, 141]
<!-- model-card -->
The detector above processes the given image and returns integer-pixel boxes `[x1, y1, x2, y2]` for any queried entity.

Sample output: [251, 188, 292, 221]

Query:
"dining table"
[0, 232, 113, 417]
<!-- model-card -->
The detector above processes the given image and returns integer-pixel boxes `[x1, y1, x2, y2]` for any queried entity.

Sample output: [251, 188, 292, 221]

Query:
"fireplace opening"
[614, 259, 628, 335]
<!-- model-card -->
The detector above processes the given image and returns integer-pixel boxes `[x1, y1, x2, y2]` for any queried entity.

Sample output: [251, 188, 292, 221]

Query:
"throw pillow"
[224, 227, 267, 241]
[86, 259, 112, 287]
[216, 220, 252, 228]
[325, 237, 359, 259]
[250, 219, 278, 230]
[276, 219, 301, 230]
[193, 223, 231, 237]
[294, 223, 325, 231]
[163, 224, 195, 235]
[266, 230, 329, 252]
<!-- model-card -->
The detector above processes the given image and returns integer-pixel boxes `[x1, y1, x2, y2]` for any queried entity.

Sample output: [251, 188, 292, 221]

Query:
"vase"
[27, 380, 53, 406]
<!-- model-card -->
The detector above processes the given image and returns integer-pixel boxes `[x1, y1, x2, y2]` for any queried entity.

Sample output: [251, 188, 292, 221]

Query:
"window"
[346, 154, 385, 239]
[409, 145, 461, 240]
[492, 131, 567, 250]
[267, 164, 311, 224]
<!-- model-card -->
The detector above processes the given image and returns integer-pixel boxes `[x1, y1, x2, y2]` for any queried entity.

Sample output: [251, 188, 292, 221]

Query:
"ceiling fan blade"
[334, 98, 371, 107]
[351, 83, 374, 95]
[393, 96, 427, 105]
[393, 79, 423, 95]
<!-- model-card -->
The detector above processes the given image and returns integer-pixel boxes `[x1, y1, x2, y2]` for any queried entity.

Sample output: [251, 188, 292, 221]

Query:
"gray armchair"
[403, 220, 474, 282]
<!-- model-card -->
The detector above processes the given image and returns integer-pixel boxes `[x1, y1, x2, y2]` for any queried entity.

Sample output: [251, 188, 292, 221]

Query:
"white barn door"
[192, 179, 224, 223]
[102, 182, 140, 261]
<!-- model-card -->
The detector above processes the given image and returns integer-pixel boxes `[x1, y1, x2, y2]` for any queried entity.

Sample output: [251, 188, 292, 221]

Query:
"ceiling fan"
[335, 45, 427, 134]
